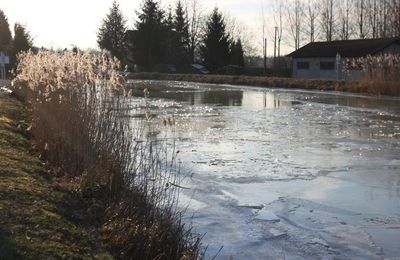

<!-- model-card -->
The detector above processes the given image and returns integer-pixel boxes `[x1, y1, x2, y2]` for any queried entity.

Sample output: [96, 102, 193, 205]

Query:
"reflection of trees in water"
[188, 90, 243, 106]
[242, 91, 294, 108]
[128, 82, 244, 106]
[261, 91, 293, 108]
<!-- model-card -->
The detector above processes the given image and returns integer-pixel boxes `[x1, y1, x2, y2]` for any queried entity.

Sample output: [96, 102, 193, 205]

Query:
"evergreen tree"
[200, 8, 231, 71]
[129, 0, 166, 71]
[13, 23, 33, 54]
[173, 0, 190, 66]
[164, 7, 175, 64]
[10, 23, 33, 70]
[230, 38, 244, 67]
[0, 10, 12, 52]
[97, 0, 127, 62]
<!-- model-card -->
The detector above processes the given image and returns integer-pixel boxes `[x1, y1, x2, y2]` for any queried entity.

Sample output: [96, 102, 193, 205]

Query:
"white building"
[0, 52, 10, 80]
[287, 37, 400, 80]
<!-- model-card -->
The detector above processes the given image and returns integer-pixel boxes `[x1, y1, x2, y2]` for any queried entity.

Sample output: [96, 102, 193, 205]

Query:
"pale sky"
[0, 0, 284, 56]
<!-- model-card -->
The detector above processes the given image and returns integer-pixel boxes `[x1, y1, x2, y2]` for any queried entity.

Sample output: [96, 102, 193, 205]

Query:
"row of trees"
[268, 0, 400, 51]
[97, 0, 245, 72]
[0, 10, 33, 72]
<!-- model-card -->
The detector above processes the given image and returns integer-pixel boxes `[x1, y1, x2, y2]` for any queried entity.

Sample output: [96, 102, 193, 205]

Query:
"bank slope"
[0, 96, 112, 259]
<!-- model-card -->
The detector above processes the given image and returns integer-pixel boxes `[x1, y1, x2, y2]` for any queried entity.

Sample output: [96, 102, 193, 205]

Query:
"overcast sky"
[1, 0, 284, 56]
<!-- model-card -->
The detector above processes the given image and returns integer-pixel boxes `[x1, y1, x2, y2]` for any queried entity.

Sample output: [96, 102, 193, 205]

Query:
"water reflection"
[188, 90, 243, 106]
[242, 91, 294, 109]
[129, 81, 297, 109]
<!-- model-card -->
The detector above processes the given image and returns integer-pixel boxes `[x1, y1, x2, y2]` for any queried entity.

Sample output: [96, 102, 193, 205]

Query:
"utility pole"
[263, 37, 267, 75]
[274, 26, 278, 73]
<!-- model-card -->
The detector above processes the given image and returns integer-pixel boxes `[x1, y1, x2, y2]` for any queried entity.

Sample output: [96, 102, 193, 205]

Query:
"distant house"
[0, 52, 10, 80]
[287, 37, 400, 80]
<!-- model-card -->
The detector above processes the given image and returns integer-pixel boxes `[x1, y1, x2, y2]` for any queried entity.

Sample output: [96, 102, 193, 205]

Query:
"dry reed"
[12, 49, 201, 259]
[345, 54, 400, 96]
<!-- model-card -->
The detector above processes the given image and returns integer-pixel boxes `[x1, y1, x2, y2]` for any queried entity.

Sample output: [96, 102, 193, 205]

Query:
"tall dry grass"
[12, 50, 201, 259]
[345, 54, 400, 95]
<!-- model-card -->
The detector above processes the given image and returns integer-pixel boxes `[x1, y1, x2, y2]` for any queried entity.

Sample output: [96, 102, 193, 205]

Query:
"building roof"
[287, 37, 400, 58]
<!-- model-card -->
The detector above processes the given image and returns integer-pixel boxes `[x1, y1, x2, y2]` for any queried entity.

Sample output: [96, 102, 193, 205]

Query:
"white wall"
[292, 58, 338, 80]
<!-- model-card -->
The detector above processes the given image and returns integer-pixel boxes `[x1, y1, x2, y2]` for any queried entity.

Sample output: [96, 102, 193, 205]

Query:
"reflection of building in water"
[242, 91, 293, 109]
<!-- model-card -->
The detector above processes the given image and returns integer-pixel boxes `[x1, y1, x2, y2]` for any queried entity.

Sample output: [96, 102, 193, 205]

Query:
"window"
[297, 61, 309, 70]
[320, 61, 335, 70]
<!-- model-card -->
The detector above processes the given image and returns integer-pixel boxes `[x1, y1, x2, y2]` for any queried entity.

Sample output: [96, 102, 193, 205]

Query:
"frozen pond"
[128, 80, 400, 259]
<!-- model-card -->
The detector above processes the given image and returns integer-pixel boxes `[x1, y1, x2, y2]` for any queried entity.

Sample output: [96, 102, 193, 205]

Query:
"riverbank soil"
[0, 96, 112, 259]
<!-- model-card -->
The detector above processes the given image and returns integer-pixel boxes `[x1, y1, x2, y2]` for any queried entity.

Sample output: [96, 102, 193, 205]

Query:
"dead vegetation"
[7, 50, 201, 259]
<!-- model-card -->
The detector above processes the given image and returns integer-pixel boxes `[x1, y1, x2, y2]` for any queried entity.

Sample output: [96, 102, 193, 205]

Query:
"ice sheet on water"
[128, 80, 400, 259]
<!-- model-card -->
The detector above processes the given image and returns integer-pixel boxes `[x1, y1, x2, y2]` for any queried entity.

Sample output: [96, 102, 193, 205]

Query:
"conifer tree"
[129, 0, 166, 71]
[10, 23, 33, 70]
[164, 7, 175, 64]
[173, 0, 190, 65]
[97, 0, 127, 62]
[230, 38, 245, 67]
[0, 10, 12, 52]
[200, 8, 231, 71]
[13, 23, 33, 54]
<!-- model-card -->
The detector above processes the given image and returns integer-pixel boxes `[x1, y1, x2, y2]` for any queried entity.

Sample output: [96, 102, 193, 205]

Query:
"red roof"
[287, 37, 400, 58]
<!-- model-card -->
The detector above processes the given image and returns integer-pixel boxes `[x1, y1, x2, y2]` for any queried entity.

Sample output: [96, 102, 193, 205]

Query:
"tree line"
[97, 0, 245, 72]
[0, 10, 33, 73]
[267, 0, 400, 52]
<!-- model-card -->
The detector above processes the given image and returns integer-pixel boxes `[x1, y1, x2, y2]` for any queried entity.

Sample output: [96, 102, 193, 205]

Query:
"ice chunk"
[309, 238, 329, 248]
[255, 210, 280, 222]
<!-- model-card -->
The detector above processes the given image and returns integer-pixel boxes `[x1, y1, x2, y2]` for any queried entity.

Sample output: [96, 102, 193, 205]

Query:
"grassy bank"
[0, 96, 112, 259]
[129, 73, 400, 96]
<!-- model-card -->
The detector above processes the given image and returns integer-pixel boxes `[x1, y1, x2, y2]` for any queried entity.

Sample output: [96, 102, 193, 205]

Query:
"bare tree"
[338, 0, 352, 40]
[394, 0, 400, 36]
[387, 0, 400, 37]
[355, 0, 367, 38]
[377, 0, 389, 38]
[367, 0, 379, 38]
[273, 0, 284, 56]
[185, 0, 203, 63]
[224, 12, 256, 56]
[286, 0, 303, 49]
[303, 0, 320, 42]
[320, 0, 336, 41]
[261, 3, 267, 73]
